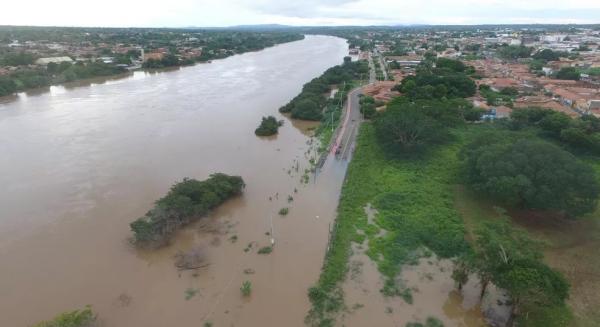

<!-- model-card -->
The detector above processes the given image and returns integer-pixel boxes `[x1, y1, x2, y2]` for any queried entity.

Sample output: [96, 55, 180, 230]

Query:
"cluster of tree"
[359, 95, 382, 119]
[479, 84, 518, 106]
[142, 54, 188, 69]
[528, 49, 570, 75]
[497, 45, 533, 60]
[393, 58, 477, 100]
[554, 66, 580, 80]
[279, 59, 368, 120]
[461, 134, 599, 216]
[453, 217, 570, 326]
[0, 51, 36, 66]
[255, 115, 283, 136]
[130, 174, 245, 246]
[0, 61, 126, 97]
[374, 97, 482, 153]
[532, 49, 564, 62]
[510, 107, 600, 154]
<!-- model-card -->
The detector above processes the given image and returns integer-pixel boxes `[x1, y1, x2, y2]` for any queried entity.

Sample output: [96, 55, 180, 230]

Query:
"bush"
[255, 115, 283, 136]
[32, 306, 95, 327]
[241, 281, 252, 296]
[257, 246, 273, 254]
[130, 173, 245, 245]
[278, 207, 289, 215]
[461, 137, 599, 216]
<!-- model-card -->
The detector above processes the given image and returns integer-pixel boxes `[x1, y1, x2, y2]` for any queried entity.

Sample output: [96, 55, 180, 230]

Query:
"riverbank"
[0, 33, 304, 99]
[309, 117, 599, 326]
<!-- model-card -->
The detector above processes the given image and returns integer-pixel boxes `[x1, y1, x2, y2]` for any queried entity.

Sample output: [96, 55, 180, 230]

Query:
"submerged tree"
[255, 115, 283, 136]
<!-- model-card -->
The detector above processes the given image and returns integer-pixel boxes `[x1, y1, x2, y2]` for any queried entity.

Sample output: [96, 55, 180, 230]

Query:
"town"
[327, 25, 600, 120]
[0, 26, 303, 96]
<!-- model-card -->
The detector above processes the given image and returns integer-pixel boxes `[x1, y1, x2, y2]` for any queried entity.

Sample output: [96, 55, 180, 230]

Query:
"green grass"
[307, 123, 471, 326]
[309, 122, 588, 326]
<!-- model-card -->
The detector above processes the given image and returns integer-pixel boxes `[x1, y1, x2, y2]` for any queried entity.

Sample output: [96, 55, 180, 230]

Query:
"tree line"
[279, 58, 369, 120]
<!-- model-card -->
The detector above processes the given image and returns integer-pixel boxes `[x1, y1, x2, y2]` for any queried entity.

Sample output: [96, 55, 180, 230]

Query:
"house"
[35, 56, 73, 65]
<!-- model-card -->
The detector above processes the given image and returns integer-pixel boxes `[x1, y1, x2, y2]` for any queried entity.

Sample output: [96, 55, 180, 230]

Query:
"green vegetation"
[532, 49, 563, 62]
[555, 66, 581, 80]
[278, 207, 289, 216]
[359, 95, 381, 119]
[0, 61, 126, 97]
[32, 306, 95, 327]
[279, 60, 368, 120]
[255, 116, 283, 136]
[309, 56, 586, 326]
[313, 82, 356, 152]
[142, 54, 187, 68]
[184, 287, 199, 300]
[258, 246, 273, 254]
[241, 281, 252, 296]
[498, 45, 533, 60]
[509, 107, 600, 155]
[394, 58, 476, 99]
[306, 124, 470, 326]
[130, 173, 245, 246]
[479, 84, 517, 106]
[461, 135, 599, 216]
[373, 97, 480, 153]
[406, 316, 445, 327]
[0, 26, 304, 96]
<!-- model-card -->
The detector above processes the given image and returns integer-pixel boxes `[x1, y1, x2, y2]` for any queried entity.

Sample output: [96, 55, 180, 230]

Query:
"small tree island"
[255, 115, 283, 136]
[130, 173, 245, 247]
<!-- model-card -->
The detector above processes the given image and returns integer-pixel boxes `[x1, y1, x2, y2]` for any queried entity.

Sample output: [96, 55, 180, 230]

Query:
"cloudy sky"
[2, 0, 600, 27]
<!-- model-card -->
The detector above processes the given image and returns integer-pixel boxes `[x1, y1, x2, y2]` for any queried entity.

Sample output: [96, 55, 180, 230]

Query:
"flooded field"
[0, 35, 350, 326]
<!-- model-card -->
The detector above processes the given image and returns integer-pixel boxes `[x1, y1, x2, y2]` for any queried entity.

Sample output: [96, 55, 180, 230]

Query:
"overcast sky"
[2, 0, 600, 27]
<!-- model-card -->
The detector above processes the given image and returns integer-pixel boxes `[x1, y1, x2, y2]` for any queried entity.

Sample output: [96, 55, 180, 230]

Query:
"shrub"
[32, 306, 95, 327]
[255, 115, 283, 136]
[258, 246, 273, 254]
[241, 281, 252, 296]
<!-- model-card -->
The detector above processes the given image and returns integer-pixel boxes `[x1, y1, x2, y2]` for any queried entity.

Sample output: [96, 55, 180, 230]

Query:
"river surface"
[0, 35, 350, 327]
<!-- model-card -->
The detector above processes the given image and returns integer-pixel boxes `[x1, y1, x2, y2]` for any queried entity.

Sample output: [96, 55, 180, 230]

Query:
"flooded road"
[0, 35, 350, 327]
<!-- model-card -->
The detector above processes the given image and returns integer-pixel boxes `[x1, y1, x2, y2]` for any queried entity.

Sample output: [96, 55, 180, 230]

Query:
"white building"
[35, 57, 74, 65]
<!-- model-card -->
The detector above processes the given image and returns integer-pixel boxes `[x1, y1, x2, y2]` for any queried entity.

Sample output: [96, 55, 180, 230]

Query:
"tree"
[496, 258, 569, 327]
[374, 101, 446, 153]
[473, 217, 543, 300]
[539, 112, 572, 136]
[461, 137, 599, 216]
[470, 217, 569, 326]
[255, 116, 283, 136]
[555, 67, 580, 80]
[532, 49, 561, 62]
[498, 45, 532, 60]
[292, 98, 322, 121]
[130, 174, 245, 246]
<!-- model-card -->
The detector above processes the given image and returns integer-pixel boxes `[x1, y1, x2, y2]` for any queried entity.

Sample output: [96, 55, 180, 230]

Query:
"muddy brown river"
[0, 35, 494, 327]
[0, 35, 351, 327]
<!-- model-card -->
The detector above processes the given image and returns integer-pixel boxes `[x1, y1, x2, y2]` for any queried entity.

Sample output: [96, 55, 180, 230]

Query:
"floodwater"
[0, 35, 351, 327]
[339, 205, 510, 327]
